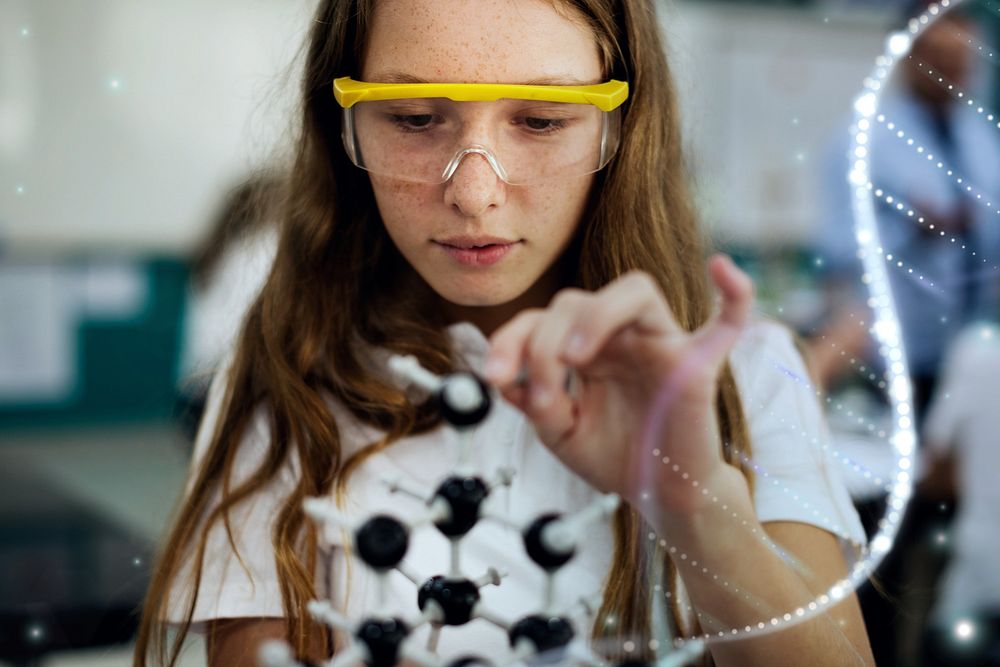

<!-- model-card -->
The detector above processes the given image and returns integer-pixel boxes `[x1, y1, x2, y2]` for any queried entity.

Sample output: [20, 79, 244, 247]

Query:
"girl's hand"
[484, 254, 753, 518]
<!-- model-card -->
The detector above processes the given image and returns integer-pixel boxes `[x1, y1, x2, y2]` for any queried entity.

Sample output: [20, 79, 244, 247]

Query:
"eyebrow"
[369, 71, 599, 86]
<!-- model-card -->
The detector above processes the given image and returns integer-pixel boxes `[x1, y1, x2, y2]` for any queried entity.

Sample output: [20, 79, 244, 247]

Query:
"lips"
[433, 237, 521, 267]
[435, 235, 519, 249]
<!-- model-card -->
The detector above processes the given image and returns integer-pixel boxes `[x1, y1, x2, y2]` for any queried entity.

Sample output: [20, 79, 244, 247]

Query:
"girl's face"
[361, 0, 604, 328]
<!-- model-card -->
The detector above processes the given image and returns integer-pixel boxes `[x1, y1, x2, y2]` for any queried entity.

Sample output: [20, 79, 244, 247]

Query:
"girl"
[136, 1, 875, 665]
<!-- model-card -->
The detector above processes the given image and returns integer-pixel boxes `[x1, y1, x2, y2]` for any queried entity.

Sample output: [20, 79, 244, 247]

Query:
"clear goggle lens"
[342, 97, 621, 186]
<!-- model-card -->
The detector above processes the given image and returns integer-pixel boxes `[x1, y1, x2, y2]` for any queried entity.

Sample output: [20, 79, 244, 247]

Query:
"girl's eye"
[520, 116, 568, 134]
[390, 114, 437, 131]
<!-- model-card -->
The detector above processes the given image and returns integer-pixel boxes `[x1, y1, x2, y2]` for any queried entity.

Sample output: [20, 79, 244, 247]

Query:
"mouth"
[433, 237, 522, 267]
[434, 235, 521, 250]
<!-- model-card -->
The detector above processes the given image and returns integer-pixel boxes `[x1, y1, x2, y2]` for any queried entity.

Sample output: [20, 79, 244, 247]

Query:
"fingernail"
[565, 333, 587, 359]
[485, 357, 508, 380]
[532, 385, 553, 409]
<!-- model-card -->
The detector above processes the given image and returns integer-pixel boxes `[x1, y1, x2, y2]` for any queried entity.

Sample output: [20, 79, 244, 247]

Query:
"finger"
[560, 271, 680, 366]
[487, 298, 578, 444]
[692, 254, 754, 359]
[496, 381, 530, 415]
[484, 309, 543, 387]
[524, 289, 587, 413]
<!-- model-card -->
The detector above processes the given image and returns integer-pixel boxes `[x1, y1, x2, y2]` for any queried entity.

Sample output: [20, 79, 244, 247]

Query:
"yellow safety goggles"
[332, 77, 629, 186]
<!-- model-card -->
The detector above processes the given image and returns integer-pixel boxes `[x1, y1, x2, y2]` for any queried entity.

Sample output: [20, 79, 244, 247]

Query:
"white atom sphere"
[444, 374, 483, 412]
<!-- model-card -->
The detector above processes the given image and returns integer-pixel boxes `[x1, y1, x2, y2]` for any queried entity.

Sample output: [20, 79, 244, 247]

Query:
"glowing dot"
[887, 32, 912, 56]
[872, 535, 892, 553]
[21, 27, 31, 37]
[854, 93, 877, 117]
[16, 185, 25, 195]
[26, 625, 44, 642]
[954, 619, 975, 641]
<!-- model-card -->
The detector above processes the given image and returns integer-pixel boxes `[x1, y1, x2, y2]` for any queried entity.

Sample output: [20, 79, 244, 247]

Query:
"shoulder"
[726, 318, 825, 449]
[192, 353, 377, 475]
[729, 319, 868, 545]
[943, 323, 1000, 378]
[728, 318, 811, 399]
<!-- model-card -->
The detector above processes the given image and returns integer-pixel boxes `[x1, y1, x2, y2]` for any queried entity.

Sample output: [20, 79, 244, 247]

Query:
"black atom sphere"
[508, 615, 575, 654]
[445, 657, 494, 667]
[433, 476, 488, 537]
[523, 512, 575, 570]
[436, 372, 491, 427]
[616, 662, 652, 667]
[417, 576, 481, 626]
[355, 515, 409, 570]
[355, 617, 409, 667]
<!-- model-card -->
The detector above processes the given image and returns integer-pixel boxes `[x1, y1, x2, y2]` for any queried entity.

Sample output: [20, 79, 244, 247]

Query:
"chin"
[440, 291, 512, 308]
[435, 282, 528, 309]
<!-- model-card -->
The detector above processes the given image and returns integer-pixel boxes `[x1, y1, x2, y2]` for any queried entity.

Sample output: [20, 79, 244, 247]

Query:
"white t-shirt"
[923, 323, 1000, 623]
[165, 319, 865, 658]
[179, 225, 279, 389]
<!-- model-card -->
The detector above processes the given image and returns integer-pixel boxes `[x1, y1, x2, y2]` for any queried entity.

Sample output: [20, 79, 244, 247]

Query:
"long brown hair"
[135, 0, 751, 664]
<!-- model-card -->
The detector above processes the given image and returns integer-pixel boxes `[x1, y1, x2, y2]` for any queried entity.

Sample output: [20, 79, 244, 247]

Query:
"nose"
[443, 149, 508, 218]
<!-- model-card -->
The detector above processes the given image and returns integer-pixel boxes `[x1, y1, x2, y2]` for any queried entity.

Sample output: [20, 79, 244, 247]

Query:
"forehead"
[362, 0, 603, 85]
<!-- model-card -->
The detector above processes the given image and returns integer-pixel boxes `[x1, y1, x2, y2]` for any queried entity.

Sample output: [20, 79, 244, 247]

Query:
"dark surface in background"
[0, 464, 154, 665]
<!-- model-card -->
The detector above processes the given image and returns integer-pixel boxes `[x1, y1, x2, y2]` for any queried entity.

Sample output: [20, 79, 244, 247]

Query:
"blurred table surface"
[0, 423, 193, 666]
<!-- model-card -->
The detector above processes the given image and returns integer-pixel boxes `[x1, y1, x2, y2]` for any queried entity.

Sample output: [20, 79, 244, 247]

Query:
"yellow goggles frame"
[333, 77, 628, 113]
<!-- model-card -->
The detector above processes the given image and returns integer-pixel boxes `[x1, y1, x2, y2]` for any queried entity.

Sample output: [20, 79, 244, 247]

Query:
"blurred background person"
[918, 321, 1000, 666]
[814, 0, 1000, 413]
[811, 2, 1000, 664]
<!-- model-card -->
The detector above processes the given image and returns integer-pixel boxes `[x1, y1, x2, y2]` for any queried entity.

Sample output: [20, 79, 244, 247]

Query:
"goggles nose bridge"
[440, 144, 511, 184]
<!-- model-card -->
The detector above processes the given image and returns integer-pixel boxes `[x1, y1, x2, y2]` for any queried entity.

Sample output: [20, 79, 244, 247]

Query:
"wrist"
[641, 463, 758, 552]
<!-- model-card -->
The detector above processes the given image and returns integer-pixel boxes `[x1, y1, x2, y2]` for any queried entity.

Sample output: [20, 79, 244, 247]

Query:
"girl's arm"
[661, 469, 875, 666]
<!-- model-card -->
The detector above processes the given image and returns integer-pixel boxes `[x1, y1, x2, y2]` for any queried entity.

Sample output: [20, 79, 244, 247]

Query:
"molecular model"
[257, 355, 705, 667]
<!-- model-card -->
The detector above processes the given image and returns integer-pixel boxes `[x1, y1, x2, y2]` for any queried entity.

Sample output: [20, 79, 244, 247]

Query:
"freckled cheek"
[371, 179, 442, 239]
[523, 181, 592, 242]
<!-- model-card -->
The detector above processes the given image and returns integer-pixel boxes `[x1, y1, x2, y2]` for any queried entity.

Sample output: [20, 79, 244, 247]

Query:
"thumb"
[690, 254, 754, 363]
